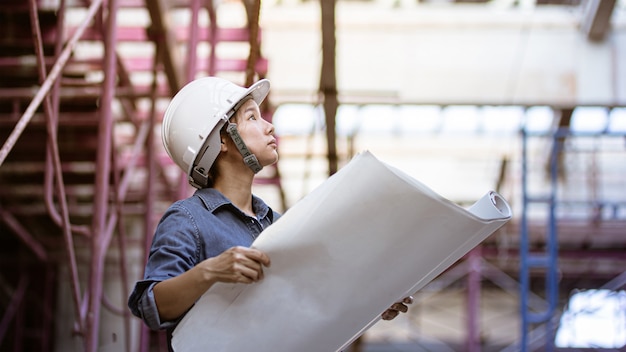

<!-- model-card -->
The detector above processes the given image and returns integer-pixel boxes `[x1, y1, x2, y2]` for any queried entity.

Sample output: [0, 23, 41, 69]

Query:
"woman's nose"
[265, 120, 275, 135]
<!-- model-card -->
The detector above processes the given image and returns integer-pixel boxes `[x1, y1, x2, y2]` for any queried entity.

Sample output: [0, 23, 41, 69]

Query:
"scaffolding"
[0, 0, 273, 351]
[1, 1, 625, 351]
[518, 107, 626, 351]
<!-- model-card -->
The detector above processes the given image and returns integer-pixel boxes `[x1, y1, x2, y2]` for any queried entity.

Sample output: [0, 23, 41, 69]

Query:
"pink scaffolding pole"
[41, 0, 91, 238]
[28, 0, 86, 334]
[138, 41, 164, 352]
[86, 0, 119, 351]
[186, 0, 201, 82]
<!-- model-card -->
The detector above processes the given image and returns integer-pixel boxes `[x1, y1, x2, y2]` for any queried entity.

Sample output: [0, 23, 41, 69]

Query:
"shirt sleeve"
[128, 280, 179, 330]
[127, 202, 201, 330]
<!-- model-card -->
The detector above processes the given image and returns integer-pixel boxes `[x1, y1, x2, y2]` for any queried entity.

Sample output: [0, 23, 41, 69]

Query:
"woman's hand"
[381, 296, 414, 321]
[153, 246, 270, 322]
[201, 246, 271, 284]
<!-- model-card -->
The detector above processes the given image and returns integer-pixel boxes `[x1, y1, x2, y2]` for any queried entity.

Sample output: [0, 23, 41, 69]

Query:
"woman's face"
[231, 99, 278, 167]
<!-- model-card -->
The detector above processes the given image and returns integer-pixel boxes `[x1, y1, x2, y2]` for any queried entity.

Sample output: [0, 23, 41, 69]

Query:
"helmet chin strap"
[226, 123, 263, 173]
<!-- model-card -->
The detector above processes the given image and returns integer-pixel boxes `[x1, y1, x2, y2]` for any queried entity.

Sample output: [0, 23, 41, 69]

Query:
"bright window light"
[555, 289, 626, 349]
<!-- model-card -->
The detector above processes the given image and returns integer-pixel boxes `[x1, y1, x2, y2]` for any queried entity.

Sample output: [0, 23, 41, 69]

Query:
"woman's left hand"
[381, 296, 414, 321]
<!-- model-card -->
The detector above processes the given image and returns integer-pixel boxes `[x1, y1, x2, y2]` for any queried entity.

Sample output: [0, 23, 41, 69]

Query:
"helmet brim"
[227, 79, 271, 118]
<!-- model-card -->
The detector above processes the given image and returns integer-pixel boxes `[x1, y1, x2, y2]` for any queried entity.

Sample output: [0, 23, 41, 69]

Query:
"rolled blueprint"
[172, 151, 512, 352]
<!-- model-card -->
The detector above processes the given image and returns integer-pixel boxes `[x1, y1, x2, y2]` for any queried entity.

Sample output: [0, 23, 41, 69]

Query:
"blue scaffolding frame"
[519, 108, 626, 351]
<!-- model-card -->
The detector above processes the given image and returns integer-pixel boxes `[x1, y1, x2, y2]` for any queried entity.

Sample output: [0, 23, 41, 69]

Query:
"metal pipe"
[114, 214, 133, 352]
[520, 127, 530, 352]
[92, 118, 149, 350]
[28, 0, 85, 333]
[244, 0, 261, 86]
[185, 0, 201, 82]
[0, 0, 106, 166]
[87, 0, 119, 349]
[105, 143, 132, 352]
[44, 0, 63, 225]
[168, 0, 202, 202]
[207, 0, 217, 77]
[466, 247, 481, 352]
[139, 39, 163, 352]
[0, 86, 170, 100]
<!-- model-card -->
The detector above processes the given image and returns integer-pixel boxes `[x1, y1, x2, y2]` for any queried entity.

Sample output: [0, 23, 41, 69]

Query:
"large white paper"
[172, 151, 512, 352]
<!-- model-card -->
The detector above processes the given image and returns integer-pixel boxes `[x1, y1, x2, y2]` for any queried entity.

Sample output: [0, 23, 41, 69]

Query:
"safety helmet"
[162, 76, 270, 188]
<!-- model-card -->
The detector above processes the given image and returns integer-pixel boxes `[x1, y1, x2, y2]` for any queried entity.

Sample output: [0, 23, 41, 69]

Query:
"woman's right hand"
[153, 246, 271, 322]
[201, 246, 271, 284]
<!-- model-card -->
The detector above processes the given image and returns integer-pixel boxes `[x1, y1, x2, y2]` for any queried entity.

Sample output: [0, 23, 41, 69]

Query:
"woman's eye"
[248, 115, 257, 120]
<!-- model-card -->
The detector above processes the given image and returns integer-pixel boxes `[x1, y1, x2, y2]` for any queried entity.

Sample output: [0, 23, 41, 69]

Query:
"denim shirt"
[127, 188, 279, 333]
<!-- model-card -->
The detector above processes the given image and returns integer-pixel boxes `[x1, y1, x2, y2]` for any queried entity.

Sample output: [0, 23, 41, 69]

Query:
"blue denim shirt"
[127, 188, 279, 333]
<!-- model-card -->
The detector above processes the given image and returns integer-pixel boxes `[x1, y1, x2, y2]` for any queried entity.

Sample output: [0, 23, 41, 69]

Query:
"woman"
[128, 77, 410, 349]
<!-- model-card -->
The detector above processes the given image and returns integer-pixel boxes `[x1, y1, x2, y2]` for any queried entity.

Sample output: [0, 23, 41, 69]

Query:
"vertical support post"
[520, 108, 565, 352]
[207, 0, 217, 77]
[138, 40, 163, 352]
[186, 0, 201, 82]
[319, 0, 338, 176]
[244, 0, 261, 86]
[87, 0, 119, 350]
[28, 0, 85, 334]
[520, 127, 530, 352]
[466, 247, 482, 352]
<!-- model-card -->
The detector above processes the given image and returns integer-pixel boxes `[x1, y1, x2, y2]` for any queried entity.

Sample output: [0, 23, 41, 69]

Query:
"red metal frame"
[0, 0, 272, 351]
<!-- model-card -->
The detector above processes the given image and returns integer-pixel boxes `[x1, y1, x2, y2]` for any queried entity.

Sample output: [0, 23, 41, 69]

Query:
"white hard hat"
[162, 76, 270, 188]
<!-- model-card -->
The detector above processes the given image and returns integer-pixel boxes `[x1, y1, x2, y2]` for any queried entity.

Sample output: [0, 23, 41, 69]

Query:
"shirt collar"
[194, 188, 272, 220]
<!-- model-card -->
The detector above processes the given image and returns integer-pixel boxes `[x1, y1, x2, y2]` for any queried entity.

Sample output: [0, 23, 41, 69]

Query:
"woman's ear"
[220, 137, 228, 152]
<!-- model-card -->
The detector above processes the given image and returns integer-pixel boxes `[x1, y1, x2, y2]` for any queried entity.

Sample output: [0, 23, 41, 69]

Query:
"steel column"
[466, 247, 482, 352]
[87, 0, 119, 350]
[28, 0, 86, 335]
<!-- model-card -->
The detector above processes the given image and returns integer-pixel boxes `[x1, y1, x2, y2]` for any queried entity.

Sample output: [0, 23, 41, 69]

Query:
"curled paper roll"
[467, 191, 512, 220]
[172, 151, 512, 352]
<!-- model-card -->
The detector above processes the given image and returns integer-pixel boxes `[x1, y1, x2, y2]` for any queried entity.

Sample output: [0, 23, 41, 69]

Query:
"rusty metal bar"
[0, 0, 106, 167]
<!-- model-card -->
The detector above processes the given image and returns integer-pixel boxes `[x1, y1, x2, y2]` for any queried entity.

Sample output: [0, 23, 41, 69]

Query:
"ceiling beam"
[581, 0, 617, 41]
[145, 0, 183, 94]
